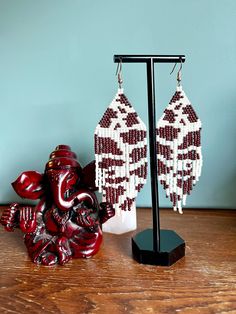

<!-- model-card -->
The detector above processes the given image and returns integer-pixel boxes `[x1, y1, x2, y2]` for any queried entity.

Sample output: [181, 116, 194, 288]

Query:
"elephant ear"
[81, 161, 98, 191]
[12, 171, 45, 200]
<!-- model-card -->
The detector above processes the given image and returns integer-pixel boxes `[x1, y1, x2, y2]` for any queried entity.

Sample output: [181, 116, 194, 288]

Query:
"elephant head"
[12, 145, 96, 211]
[45, 145, 87, 211]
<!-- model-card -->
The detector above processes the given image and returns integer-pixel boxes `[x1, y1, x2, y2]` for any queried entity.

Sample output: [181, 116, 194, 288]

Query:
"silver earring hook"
[170, 58, 183, 86]
[170, 62, 177, 75]
[116, 58, 123, 89]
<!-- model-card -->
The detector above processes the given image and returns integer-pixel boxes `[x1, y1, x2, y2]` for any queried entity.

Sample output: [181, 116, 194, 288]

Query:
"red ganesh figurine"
[0, 145, 115, 266]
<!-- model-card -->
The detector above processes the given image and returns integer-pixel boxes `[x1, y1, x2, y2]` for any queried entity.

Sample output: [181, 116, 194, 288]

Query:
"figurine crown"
[46, 145, 81, 170]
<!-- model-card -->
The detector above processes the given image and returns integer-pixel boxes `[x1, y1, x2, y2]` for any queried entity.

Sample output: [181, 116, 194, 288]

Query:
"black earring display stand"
[114, 55, 186, 266]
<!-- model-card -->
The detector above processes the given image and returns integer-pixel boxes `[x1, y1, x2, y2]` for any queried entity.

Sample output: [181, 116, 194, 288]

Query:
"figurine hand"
[19, 207, 37, 233]
[76, 208, 96, 227]
[99, 202, 115, 224]
[0, 203, 20, 231]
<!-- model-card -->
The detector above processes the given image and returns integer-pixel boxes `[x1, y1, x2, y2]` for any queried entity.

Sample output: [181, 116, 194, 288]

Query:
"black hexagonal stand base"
[132, 229, 185, 266]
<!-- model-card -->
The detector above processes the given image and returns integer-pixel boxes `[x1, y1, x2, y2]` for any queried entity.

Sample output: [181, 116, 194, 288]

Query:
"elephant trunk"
[52, 177, 94, 211]
[52, 177, 75, 211]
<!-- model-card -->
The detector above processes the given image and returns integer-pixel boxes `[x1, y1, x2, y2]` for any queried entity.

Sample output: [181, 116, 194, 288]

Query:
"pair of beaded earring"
[95, 60, 202, 216]
[156, 62, 203, 214]
[94, 60, 148, 217]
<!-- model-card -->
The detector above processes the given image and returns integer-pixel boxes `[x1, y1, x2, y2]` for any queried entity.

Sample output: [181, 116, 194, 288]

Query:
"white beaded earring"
[94, 60, 148, 232]
[156, 61, 203, 214]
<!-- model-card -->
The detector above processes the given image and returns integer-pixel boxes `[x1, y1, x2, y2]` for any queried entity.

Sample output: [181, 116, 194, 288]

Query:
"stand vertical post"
[146, 59, 160, 252]
[114, 55, 186, 266]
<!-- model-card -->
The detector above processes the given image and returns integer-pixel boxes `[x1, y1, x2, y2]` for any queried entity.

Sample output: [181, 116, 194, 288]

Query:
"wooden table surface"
[0, 207, 236, 314]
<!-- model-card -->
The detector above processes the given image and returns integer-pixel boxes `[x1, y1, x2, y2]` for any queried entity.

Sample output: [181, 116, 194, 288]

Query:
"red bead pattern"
[99, 108, 118, 128]
[156, 86, 203, 214]
[94, 88, 148, 214]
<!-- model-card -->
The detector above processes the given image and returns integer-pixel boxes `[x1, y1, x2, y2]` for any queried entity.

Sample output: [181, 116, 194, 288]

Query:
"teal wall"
[0, 0, 236, 208]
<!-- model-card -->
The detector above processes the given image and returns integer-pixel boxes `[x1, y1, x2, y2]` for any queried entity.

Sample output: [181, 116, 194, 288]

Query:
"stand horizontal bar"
[114, 55, 185, 63]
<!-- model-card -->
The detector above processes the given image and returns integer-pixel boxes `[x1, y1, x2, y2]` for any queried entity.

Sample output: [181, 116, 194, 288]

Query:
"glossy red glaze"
[12, 171, 44, 200]
[0, 145, 115, 266]
[82, 160, 98, 191]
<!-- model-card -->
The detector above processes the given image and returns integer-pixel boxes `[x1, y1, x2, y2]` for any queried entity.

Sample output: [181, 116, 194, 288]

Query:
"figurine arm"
[74, 189, 98, 227]
[76, 207, 98, 227]
[0, 203, 20, 231]
[74, 192, 115, 227]
[0, 203, 37, 233]
[99, 202, 115, 224]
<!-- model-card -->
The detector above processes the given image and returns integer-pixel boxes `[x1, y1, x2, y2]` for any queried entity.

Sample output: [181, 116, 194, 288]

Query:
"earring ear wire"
[116, 58, 123, 89]
[170, 58, 183, 86]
